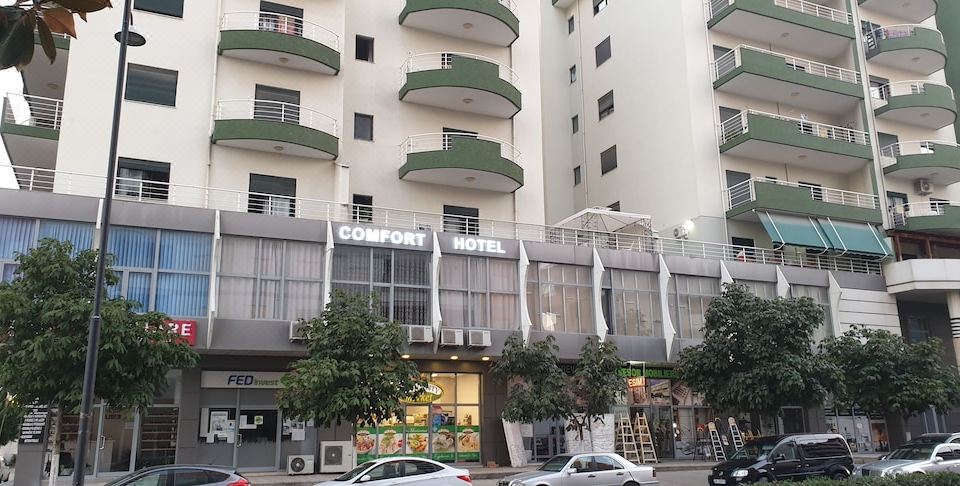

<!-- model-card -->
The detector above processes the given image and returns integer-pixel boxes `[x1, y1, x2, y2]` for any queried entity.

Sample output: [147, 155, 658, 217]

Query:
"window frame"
[600, 145, 618, 175]
[602, 269, 662, 337]
[669, 275, 720, 339]
[568, 16, 575, 34]
[573, 166, 582, 186]
[595, 36, 612, 67]
[598, 90, 614, 120]
[331, 246, 431, 326]
[593, 0, 609, 15]
[125, 64, 179, 107]
[354, 113, 374, 141]
[116, 157, 171, 201]
[134, 0, 184, 18]
[443, 205, 479, 236]
[439, 255, 520, 330]
[569, 65, 577, 84]
[355, 35, 375, 62]
[572, 115, 579, 134]
[527, 262, 595, 334]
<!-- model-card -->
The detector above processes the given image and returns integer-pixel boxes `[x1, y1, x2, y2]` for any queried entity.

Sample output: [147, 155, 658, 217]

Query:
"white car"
[315, 457, 472, 486]
[499, 453, 658, 486]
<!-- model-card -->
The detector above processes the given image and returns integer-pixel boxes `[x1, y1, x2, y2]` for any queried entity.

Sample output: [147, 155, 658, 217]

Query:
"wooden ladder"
[708, 422, 727, 462]
[728, 417, 745, 451]
[635, 413, 659, 464]
[615, 413, 642, 464]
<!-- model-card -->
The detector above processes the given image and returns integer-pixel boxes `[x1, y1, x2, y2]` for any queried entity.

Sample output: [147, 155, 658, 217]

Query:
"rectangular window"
[600, 145, 617, 174]
[568, 16, 575, 34]
[134, 0, 183, 17]
[352, 194, 374, 223]
[331, 246, 430, 325]
[595, 36, 612, 67]
[669, 275, 720, 339]
[443, 205, 479, 236]
[248, 174, 296, 217]
[601, 270, 661, 337]
[254, 85, 300, 124]
[354, 113, 374, 141]
[356, 35, 375, 62]
[573, 166, 582, 186]
[440, 255, 519, 330]
[116, 158, 170, 201]
[593, 0, 608, 15]
[572, 115, 579, 134]
[608, 201, 620, 211]
[125, 64, 178, 107]
[598, 90, 614, 120]
[569, 65, 577, 84]
[792, 285, 832, 343]
[527, 262, 594, 334]
[0, 216, 34, 283]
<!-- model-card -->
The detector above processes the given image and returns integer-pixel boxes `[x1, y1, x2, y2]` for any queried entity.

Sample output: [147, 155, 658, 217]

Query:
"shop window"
[668, 275, 720, 339]
[440, 256, 518, 330]
[527, 262, 594, 334]
[125, 64, 178, 107]
[604, 269, 661, 337]
[331, 246, 430, 326]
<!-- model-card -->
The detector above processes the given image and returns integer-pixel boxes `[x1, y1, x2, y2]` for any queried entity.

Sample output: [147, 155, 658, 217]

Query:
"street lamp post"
[72, 1, 145, 485]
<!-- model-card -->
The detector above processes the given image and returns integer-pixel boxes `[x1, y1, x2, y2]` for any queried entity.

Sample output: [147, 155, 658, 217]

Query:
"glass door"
[95, 408, 136, 474]
[236, 409, 279, 471]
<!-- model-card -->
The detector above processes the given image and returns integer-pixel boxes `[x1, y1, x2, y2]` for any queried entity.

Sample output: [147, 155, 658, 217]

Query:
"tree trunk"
[884, 413, 908, 451]
[501, 420, 526, 467]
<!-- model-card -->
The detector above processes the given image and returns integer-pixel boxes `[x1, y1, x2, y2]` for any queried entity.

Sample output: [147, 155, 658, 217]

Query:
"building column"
[946, 292, 960, 367]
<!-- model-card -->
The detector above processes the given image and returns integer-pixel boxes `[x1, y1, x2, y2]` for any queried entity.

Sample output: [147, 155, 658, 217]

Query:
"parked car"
[708, 433, 853, 484]
[315, 457, 471, 486]
[103, 465, 248, 486]
[855, 434, 960, 477]
[498, 452, 658, 486]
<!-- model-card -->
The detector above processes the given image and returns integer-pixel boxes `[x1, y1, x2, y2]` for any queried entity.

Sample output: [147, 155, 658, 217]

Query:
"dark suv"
[709, 433, 854, 484]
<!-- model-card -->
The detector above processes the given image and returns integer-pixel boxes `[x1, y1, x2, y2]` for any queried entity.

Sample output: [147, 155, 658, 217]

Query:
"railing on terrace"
[709, 0, 852, 24]
[3, 94, 63, 131]
[220, 11, 340, 51]
[891, 201, 959, 227]
[870, 80, 954, 109]
[724, 178, 879, 211]
[498, 0, 519, 15]
[864, 24, 944, 50]
[2, 165, 884, 275]
[399, 133, 522, 167]
[215, 99, 339, 137]
[400, 52, 519, 87]
[719, 110, 871, 146]
[879, 140, 956, 168]
[713, 45, 861, 84]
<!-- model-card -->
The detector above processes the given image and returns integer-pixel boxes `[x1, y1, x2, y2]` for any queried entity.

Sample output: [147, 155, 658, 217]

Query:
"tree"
[490, 333, 573, 424]
[568, 336, 625, 441]
[276, 291, 424, 429]
[0, 398, 23, 445]
[677, 284, 837, 421]
[822, 326, 960, 444]
[0, 0, 112, 70]
[0, 239, 199, 412]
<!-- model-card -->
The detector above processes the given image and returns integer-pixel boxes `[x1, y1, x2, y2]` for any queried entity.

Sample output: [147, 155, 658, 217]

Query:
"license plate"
[713, 480, 727, 485]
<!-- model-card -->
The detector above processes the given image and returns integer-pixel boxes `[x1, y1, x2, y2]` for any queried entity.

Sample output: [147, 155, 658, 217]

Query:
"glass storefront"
[356, 372, 481, 464]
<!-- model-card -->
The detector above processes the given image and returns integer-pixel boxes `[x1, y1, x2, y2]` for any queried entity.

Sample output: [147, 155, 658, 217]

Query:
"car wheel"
[831, 472, 848, 480]
[624, 482, 640, 486]
[756, 477, 769, 483]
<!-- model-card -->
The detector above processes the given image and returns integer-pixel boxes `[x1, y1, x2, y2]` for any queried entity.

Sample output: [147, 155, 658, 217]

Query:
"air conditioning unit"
[289, 321, 307, 342]
[439, 328, 464, 347]
[407, 325, 434, 344]
[915, 178, 933, 195]
[320, 441, 355, 473]
[467, 329, 491, 348]
[287, 454, 315, 475]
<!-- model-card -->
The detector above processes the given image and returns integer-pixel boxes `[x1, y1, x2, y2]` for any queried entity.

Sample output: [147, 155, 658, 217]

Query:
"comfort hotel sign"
[333, 223, 518, 258]
[336, 224, 428, 247]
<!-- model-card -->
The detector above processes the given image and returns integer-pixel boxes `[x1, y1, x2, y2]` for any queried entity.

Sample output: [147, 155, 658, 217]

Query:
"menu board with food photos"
[431, 426, 457, 462]
[355, 425, 377, 463]
[378, 426, 404, 456]
[405, 424, 429, 457]
[456, 425, 480, 462]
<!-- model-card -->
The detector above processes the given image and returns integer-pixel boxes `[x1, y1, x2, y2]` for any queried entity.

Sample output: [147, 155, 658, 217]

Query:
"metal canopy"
[554, 206, 654, 236]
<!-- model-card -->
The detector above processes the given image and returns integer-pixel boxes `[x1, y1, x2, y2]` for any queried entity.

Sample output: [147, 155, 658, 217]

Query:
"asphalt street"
[472, 469, 708, 486]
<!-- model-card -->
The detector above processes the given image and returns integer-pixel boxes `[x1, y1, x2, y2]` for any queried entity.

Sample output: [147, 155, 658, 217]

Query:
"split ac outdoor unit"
[407, 325, 435, 344]
[467, 329, 492, 348]
[287, 455, 315, 475]
[320, 441, 355, 473]
[439, 328, 464, 347]
[289, 321, 307, 342]
[915, 178, 933, 195]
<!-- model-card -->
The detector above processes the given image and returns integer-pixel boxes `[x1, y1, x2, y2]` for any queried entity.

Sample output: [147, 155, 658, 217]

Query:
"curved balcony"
[398, 133, 523, 192]
[871, 81, 956, 129]
[725, 178, 881, 223]
[1, 94, 61, 170]
[400, 0, 519, 47]
[864, 25, 947, 75]
[211, 99, 339, 160]
[881, 141, 960, 186]
[399, 52, 521, 119]
[708, 0, 855, 58]
[858, 0, 937, 24]
[892, 201, 960, 235]
[218, 12, 340, 75]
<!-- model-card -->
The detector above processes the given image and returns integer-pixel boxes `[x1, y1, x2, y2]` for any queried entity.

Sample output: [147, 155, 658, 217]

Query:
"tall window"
[443, 205, 479, 236]
[572, 115, 579, 134]
[352, 194, 374, 223]
[248, 174, 296, 217]
[792, 285, 832, 343]
[593, 0, 608, 15]
[116, 158, 170, 201]
[669, 275, 720, 339]
[569, 65, 577, 83]
[595, 36, 612, 66]
[218, 236, 323, 320]
[602, 270, 661, 337]
[354, 113, 374, 141]
[527, 263, 594, 334]
[331, 246, 430, 326]
[356, 35, 375, 62]
[600, 145, 618, 174]
[568, 16, 575, 34]
[125, 64, 178, 107]
[573, 166, 582, 186]
[440, 256, 518, 329]
[598, 90, 614, 120]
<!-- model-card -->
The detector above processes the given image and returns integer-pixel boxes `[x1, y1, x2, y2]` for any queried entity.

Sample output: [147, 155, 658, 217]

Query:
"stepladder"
[707, 422, 727, 462]
[634, 413, 659, 464]
[615, 413, 641, 464]
[729, 417, 746, 452]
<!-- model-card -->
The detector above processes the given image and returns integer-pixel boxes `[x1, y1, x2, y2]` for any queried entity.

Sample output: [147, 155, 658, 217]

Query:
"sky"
[0, 67, 25, 189]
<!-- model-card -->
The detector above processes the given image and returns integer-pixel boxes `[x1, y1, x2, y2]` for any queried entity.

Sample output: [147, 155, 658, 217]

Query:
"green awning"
[757, 212, 830, 250]
[818, 218, 891, 257]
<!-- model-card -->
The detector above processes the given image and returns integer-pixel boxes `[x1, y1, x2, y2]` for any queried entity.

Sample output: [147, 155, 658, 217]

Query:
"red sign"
[167, 320, 197, 346]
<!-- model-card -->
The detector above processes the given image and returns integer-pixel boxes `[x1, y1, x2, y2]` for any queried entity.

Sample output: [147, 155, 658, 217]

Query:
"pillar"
[946, 291, 960, 368]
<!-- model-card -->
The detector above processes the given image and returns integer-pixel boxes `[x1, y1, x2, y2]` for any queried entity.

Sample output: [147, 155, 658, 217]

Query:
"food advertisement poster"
[456, 425, 480, 462]
[378, 428, 403, 456]
[431, 427, 456, 462]
[355, 426, 377, 463]
[405, 425, 429, 457]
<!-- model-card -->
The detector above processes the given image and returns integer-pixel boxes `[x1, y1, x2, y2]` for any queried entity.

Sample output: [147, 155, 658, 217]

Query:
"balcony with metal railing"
[864, 25, 947, 75]
[881, 141, 960, 186]
[211, 99, 339, 160]
[1, 93, 63, 170]
[398, 133, 523, 193]
[713, 45, 863, 115]
[719, 110, 873, 172]
[858, 0, 937, 24]
[707, 0, 855, 58]
[0, 164, 884, 275]
[399, 52, 521, 119]
[399, 0, 519, 47]
[870, 81, 956, 129]
[724, 178, 882, 223]
[891, 201, 960, 235]
[219, 11, 341, 74]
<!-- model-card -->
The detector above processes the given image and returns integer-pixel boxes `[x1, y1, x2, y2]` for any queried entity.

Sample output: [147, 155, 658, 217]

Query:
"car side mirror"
[358, 475, 372, 483]
[935, 456, 945, 464]
[567, 468, 577, 475]
[879, 455, 887, 461]
[773, 453, 787, 462]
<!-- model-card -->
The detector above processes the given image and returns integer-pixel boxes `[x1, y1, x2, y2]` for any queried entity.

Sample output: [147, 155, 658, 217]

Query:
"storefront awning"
[818, 218, 891, 257]
[757, 212, 830, 250]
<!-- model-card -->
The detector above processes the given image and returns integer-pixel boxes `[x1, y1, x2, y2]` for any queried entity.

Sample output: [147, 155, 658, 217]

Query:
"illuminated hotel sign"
[337, 225, 428, 247]
[453, 236, 506, 254]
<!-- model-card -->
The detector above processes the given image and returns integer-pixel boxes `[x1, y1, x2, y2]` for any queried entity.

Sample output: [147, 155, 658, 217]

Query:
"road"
[473, 469, 707, 486]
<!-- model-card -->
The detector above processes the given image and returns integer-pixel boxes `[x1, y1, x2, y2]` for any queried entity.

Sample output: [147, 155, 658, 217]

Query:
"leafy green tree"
[490, 333, 572, 423]
[568, 336, 626, 441]
[1, 0, 112, 70]
[677, 284, 837, 420]
[0, 398, 23, 445]
[822, 326, 960, 444]
[276, 291, 424, 428]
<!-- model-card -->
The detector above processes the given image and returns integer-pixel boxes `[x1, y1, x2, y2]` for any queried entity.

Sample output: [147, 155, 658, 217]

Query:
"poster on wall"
[405, 425, 429, 457]
[378, 427, 403, 456]
[672, 382, 693, 407]
[283, 419, 307, 442]
[648, 379, 672, 406]
[355, 425, 378, 463]
[456, 425, 480, 462]
[432, 427, 456, 462]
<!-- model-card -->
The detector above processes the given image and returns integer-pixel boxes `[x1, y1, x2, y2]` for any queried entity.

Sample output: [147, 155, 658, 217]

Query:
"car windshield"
[540, 455, 573, 472]
[335, 461, 376, 481]
[888, 444, 938, 460]
[731, 442, 777, 461]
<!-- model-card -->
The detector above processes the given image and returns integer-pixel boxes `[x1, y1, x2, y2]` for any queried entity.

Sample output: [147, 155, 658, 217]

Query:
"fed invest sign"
[336, 225, 506, 254]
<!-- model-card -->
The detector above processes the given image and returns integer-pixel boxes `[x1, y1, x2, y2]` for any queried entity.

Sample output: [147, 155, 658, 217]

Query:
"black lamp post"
[72, 1, 145, 485]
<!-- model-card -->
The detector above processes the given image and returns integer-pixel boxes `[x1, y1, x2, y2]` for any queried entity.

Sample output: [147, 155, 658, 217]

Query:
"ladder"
[729, 417, 745, 451]
[615, 413, 641, 464]
[634, 413, 659, 464]
[708, 422, 726, 462]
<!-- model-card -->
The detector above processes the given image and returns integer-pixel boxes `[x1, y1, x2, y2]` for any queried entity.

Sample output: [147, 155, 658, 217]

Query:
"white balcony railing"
[400, 52, 519, 88]
[220, 11, 340, 51]
[709, 0, 851, 24]
[870, 80, 954, 109]
[713, 45, 861, 84]
[724, 178, 880, 211]
[865, 24, 944, 51]
[399, 133, 522, 167]
[879, 140, 956, 168]
[719, 110, 871, 146]
[891, 201, 958, 227]
[3, 93, 63, 131]
[498, 0, 519, 15]
[2, 165, 884, 274]
[215, 99, 338, 137]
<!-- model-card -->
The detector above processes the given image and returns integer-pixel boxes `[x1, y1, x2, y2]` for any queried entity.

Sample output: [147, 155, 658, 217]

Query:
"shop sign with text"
[201, 371, 285, 389]
[167, 320, 196, 346]
[401, 382, 444, 404]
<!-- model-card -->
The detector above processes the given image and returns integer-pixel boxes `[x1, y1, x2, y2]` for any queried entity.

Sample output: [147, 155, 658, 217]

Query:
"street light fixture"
[73, 1, 144, 485]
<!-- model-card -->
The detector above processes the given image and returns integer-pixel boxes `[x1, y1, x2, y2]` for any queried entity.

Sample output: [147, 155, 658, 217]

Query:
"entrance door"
[195, 389, 281, 472]
[236, 409, 279, 471]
